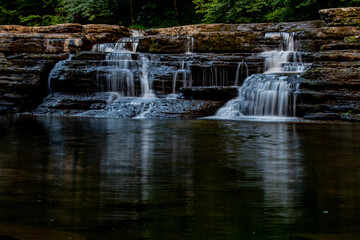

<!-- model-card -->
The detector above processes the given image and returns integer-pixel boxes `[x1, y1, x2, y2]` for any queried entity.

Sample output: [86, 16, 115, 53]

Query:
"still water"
[0, 116, 360, 240]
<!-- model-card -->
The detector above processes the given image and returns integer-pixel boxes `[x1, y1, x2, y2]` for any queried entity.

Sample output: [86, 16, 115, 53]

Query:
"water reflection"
[0, 117, 360, 240]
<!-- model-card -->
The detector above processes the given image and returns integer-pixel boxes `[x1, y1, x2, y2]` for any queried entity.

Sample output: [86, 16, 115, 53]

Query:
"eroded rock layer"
[0, 24, 129, 112]
[1, 7, 360, 120]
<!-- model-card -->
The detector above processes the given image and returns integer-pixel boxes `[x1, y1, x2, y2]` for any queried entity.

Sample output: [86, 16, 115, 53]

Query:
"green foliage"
[134, 3, 178, 28]
[1, 0, 360, 27]
[19, 15, 63, 26]
[57, 0, 112, 23]
[193, 0, 360, 24]
[193, 0, 274, 23]
[0, 6, 16, 24]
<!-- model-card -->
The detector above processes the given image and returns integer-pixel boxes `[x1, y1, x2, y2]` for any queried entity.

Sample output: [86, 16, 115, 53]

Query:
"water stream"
[45, 30, 310, 120]
[215, 32, 309, 120]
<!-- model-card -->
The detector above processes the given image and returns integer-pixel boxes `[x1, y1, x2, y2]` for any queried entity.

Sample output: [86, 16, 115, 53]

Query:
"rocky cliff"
[0, 24, 129, 112]
[297, 7, 360, 121]
[1, 7, 360, 121]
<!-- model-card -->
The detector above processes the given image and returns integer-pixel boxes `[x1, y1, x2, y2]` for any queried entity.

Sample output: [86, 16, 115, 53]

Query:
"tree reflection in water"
[0, 117, 359, 240]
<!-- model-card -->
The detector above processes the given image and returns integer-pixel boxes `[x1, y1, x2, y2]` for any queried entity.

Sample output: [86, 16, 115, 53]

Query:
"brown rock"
[31, 24, 83, 33]
[11, 34, 46, 53]
[193, 32, 261, 53]
[137, 36, 188, 53]
[0, 52, 6, 60]
[84, 24, 129, 34]
[314, 50, 360, 61]
[71, 51, 106, 60]
[0, 34, 12, 52]
[319, 7, 360, 26]
[0, 25, 31, 33]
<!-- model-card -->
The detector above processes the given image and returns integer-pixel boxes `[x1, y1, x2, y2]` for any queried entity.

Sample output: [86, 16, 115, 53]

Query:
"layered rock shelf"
[1, 7, 360, 120]
[0, 24, 129, 112]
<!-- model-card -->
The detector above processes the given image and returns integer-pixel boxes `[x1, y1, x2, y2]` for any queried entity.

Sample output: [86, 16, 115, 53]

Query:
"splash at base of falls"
[31, 92, 222, 119]
[214, 73, 301, 120]
[213, 31, 310, 120]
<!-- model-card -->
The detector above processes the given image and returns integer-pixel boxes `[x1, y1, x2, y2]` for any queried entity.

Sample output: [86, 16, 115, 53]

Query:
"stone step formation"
[0, 7, 360, 121]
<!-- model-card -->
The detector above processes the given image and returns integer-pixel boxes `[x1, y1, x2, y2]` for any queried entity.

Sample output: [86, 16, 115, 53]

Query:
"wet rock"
[301, 61, 360, 89]
[2, 8, 360, 120]
[193, 32, 262, 53]
[297, 60, 360, 121]
[180, 86, 238, 101]
[48, 60, 101, 93]
[32, 92, 225, 119]
[319, 7, 360, 26]
[0, 59, 55, 112]
[72, 51, 106, 60]
[0, 23, 133, 113]
[137, 36, 188, 53]
[0, 53, 6, 61]
[313, 50, 360, 61]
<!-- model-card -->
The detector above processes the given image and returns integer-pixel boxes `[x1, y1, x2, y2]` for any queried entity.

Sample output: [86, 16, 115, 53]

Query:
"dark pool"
[0, 116, 359, 240]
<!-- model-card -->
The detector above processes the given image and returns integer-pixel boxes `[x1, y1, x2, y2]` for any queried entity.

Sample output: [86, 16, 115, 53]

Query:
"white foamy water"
[215, 32, 308, 120]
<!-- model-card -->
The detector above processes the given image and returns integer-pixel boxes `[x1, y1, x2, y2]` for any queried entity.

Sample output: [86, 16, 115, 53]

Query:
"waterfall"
[215, 32, 308, 119]
[234, 59, 249, 86]
[92, 35, 198, 98]
[48, 56, 73, 94]
[261, 32, 306, 73]
[141, 56, 156, 98]
[93, 38, 155, 97]
[172, 61, 192, 94]
[185, 36, 194, 54]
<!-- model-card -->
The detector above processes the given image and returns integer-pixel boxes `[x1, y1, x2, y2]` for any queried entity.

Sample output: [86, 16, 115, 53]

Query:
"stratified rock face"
[143, 21, 327, 53]
[137, 36, 188, 53]
[319, 7, 360, 26]
[0, 59, 56, 112]
[1, 7, 360, 121]
[0, 24, 130, 113]
[294, 8, 360, 121]
[297, 60, 360, 121]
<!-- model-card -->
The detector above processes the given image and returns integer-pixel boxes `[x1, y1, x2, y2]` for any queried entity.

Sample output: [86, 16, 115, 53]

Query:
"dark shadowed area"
[0, 116, 359, 240]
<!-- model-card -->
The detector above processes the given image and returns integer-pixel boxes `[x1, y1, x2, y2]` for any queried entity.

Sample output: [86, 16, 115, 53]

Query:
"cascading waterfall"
[93, 38, 154, 97]
[47, 55, 73, 94]
[234, 59, 249, 86]
[185, 36, 194, 54]
[140, 56, 156, 98]
[261, 32, 306, 73]
[172, 61, 192, 94]
[93, 35, 197, 98]
[216, 32, 309, 119]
